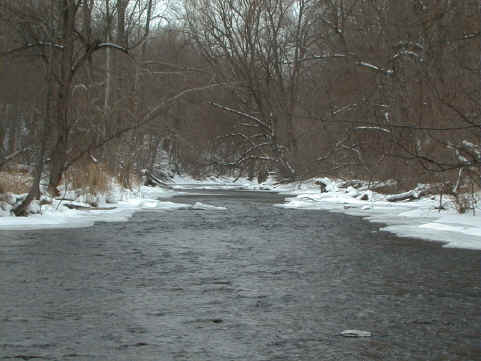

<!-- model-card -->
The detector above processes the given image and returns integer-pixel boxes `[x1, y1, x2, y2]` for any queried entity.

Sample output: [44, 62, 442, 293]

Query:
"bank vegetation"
[0, 0, 479, 214]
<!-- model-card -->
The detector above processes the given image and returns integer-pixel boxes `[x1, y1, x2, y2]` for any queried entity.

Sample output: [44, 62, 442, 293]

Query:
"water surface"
[0, 189, 479, 360]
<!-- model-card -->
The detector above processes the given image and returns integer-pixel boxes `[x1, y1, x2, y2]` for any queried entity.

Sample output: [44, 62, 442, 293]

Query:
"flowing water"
[0, 189, 479, 360]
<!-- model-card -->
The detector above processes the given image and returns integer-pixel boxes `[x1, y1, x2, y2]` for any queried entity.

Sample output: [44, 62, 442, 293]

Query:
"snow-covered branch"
[356, 61, 394, 76]
[216, 132, 257, 147]
[332, 103, 357, 115]
[461, 141, 481, 160]
[96, 42, 128, 52]
[209, 102, 271, 132]
[0, 42, 63, 56]
[357, 61, 380, 71]
[0, 147, 32, 169]
[34, 42, 65, 49]
[354, 126, 391, 134]
[451, 140, 481, 166]
[392, 50, 423, 62]
[224, 155, 279, 167]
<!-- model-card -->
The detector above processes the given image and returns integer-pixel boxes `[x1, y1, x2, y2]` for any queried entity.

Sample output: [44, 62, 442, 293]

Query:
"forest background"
[0, 0, 479, 215]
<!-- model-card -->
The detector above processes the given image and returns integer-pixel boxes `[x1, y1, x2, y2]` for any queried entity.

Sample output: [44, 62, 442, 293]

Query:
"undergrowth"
[64, 161, 113, 205]
[0, 170, 32, 194]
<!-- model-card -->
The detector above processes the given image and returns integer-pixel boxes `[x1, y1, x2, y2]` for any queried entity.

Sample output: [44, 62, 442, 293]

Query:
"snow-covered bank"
[1, 174, 480, 250]
[166, 175, 481, 250]
[169, 174, 258, 190]
[263, 178, 481, 250]
[0, 182, 224, 231]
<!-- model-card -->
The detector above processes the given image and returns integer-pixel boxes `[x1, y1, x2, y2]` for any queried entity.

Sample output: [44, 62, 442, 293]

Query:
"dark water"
[0, 189, 479, 360]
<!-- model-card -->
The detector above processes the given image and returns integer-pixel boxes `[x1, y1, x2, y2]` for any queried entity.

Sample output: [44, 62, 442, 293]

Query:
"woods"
[0, 0, 479, 213]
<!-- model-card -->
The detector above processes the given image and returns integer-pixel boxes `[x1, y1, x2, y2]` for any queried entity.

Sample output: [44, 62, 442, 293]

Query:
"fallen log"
[143, 170, 171, 188]
[64, 203, 116, 211]
[386, 186, 428, 202]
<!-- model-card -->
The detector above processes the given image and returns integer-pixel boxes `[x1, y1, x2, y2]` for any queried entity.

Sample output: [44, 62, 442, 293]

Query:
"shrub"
[0, 170, 32, 194]
[64, 160, 113, 205]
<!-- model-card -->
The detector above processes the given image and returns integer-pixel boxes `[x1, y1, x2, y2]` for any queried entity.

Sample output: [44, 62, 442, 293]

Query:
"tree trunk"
[6, 104, 16, 155]
[47, 138, 68, 196]
[103, 0, 113, 138]
[47, 0, 75, 196]
[14, 114, 48, 216]
[0, 106, 6, 156]
[14, 2, 55, 215]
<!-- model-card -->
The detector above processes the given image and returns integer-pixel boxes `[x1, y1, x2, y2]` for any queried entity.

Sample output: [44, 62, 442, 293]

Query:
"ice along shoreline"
[0, 175, 480, 250]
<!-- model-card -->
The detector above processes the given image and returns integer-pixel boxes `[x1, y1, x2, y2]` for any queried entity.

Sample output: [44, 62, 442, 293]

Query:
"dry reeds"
[65, 160, 112, 197]
[0, 170, 32, 194]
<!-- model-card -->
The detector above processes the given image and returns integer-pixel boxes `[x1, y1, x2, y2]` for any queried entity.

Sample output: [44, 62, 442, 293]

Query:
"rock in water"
[360, 193, 369, 201]
[340, 330, 372, 337]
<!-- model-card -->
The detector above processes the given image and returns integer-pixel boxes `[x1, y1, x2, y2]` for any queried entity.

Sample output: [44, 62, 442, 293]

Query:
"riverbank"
[0, 175, 480, 250]
[169, 175, 481, 250]
[257, 178, 481, 250]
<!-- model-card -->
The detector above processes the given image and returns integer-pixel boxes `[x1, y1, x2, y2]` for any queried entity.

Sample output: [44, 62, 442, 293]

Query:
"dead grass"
[0, 170, 32, 194]
[116, 167, 141, 190]
[65, 161, 112, 196]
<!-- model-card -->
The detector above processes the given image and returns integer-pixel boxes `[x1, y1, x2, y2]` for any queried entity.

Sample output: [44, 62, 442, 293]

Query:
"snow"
[340, 330, 372, 337]
[263, 178, 481, 250]
[1, 174, 480, 251]
[0, 181, 224, 231]
[354, 126, 391, 134]
[191, 202, 227, 211]
[170, 174, 249, 190]
[206, 176, 481, 250]
[358, 61, 380, 71]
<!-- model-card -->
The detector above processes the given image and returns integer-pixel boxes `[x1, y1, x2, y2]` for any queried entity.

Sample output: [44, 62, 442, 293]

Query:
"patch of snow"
[170, 174, 249, 191]
[340, 330, 372, 337]
[28, 200, 41, 214]
[358, 61, 380, 71]
[265, 178, 481, 250]
[5, 193, 17, 205]
[0, 214, 96, 230]
[355, 126, 391, 134]
[0, 202, 12, 216]
[346, 186, 360, 197]
[191, 202, 227, 211]
[0, 180, 188, 230]
[1, 174, 480, 251]
[0, 173, 235, 230]
[168, 175, 481, 250]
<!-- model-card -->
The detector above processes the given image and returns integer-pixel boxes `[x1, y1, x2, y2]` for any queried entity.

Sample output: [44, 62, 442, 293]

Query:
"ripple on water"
[0, 189, 479, 361]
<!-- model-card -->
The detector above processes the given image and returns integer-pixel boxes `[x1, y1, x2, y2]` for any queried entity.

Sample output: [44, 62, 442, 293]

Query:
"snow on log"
[338, 180, 364, 189]
[314, 180, 328, 193]
[64, 203, 116, 210]
[143, 170, 171, 188]
[386, 185, 428, 202]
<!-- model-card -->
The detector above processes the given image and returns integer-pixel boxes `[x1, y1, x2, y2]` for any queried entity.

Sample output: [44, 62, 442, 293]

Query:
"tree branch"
[0, 147, 32, 170]
[209, 102, 271, 133]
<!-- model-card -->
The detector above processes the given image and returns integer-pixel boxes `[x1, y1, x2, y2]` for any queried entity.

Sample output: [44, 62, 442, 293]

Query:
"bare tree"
[185, 0, 318, 179]
[1, 1, 130, 201]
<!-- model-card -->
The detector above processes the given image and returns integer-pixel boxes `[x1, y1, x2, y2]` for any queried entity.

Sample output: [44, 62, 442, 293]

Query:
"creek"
[0, 189, 479, 360]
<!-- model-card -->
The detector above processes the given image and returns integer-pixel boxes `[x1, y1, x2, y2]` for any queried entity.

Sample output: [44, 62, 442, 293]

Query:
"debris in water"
[340, 330, 372, 337]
